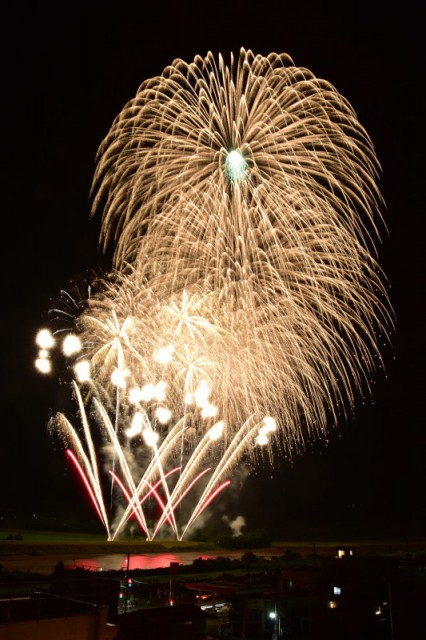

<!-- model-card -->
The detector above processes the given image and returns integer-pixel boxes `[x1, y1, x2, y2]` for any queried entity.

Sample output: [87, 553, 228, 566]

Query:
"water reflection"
[65, 552, 215, 572]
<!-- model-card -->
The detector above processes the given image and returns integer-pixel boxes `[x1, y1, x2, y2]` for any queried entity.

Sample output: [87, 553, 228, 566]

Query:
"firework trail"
[36, 49, 393, 540]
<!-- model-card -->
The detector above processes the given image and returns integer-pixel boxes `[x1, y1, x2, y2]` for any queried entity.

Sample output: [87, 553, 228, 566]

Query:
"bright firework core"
[225, 150, 247, 182]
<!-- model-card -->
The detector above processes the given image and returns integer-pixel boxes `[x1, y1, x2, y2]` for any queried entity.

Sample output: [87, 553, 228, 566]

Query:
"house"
[117, 603, 207, 640]
[0, 594, 117, 640]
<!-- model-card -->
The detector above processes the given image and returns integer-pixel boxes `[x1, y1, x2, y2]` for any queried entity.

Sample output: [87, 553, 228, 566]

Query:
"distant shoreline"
[1, 531, 425, 575]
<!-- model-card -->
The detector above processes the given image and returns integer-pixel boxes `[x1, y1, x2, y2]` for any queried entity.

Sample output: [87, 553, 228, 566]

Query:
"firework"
[46, 333, 269, 540]
[90, 48, 392, 441]
[36, 49, 393, 540]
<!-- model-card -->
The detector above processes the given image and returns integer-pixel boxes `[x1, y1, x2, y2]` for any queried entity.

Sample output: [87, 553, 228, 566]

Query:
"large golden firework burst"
[88, 49, 392, 451]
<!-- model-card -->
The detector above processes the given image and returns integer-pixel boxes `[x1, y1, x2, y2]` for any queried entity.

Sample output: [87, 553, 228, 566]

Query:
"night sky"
[2, 3, 424, 539]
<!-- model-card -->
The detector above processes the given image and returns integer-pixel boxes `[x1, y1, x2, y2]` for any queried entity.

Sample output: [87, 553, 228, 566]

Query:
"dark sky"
[2, 3, 424, 538]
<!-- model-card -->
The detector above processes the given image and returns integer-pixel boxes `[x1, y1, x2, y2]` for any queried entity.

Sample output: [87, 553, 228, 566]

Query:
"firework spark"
[37, 49, 393, 540]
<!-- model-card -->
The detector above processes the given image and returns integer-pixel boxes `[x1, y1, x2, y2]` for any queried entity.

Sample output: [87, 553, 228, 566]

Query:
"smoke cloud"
[222, 514, 246, 537]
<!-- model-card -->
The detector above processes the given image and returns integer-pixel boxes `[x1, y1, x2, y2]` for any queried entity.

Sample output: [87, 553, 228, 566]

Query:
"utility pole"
[124, 552, 130, 615]
[271, 602, 281, 639]
[272, 602, 278, 640]
[168, 561, 179, 606]
[387, 579, 395, 640]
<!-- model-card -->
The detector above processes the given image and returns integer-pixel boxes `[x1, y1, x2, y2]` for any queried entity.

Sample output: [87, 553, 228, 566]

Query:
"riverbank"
[1, 529, 425, 575]
[0, 531, 214, 574]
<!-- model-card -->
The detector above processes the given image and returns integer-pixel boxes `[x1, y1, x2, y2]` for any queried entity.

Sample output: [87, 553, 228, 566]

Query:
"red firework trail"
[191, 481, 231, 522]
[66, 449, 105, 527]
[108, 470, 148, 535]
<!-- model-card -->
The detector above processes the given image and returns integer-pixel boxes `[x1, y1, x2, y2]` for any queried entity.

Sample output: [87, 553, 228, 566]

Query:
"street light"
[269, 603, 281, 639]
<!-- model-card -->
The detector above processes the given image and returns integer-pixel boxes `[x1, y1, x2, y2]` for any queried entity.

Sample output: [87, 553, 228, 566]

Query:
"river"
[0, 547, 300, 575]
